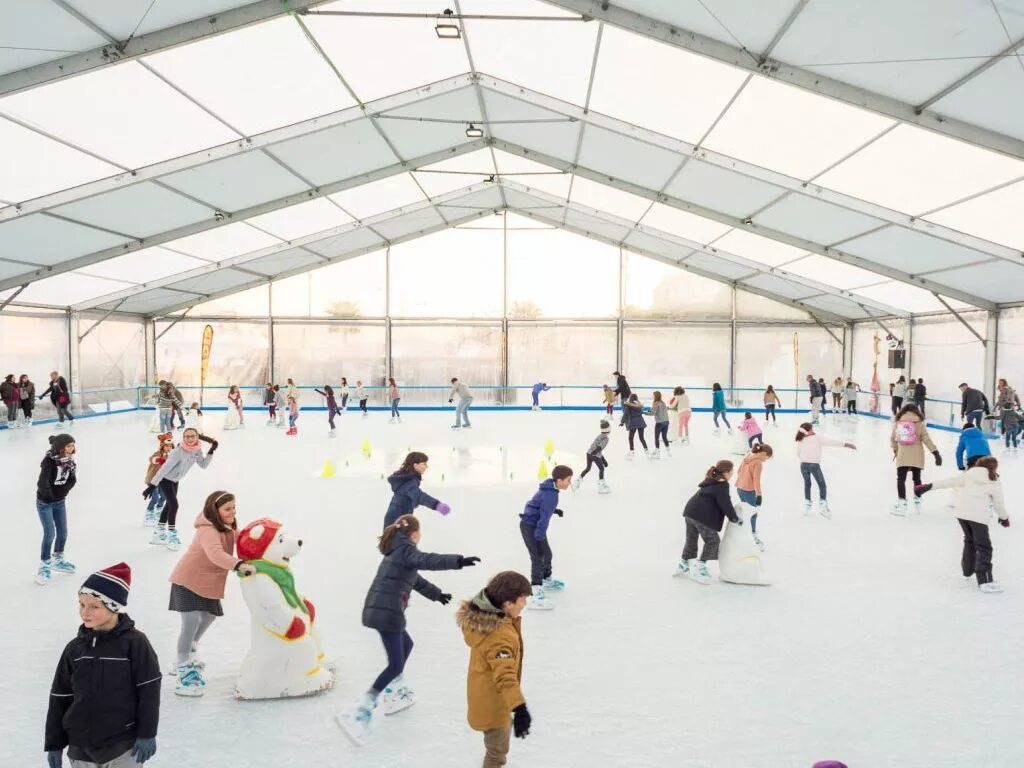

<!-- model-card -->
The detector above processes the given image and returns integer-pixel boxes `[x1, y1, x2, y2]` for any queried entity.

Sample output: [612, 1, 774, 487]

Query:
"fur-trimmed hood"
[456, 589, 508, 648]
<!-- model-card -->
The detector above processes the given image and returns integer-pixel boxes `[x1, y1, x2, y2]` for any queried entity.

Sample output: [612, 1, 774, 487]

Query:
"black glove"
[438, 593, 452, 605]
[206, 439, 219, 455]
[733, 518, 743, 526]
[448, 399, 453, 403]
[457, 556, 481, 568]
[513, 703, 531, 738]
[999, 518, 1010, 528]
[198, 434, 214, 443]
[553, 508, 564, 518]
[914, 483, 933, 496]
[933, 451, 942, 466]
[142, 486, 154, 500]
[755, 495, 763, 507]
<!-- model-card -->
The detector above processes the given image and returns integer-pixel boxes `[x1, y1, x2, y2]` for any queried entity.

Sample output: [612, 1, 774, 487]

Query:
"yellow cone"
[543, 438, 554, 458]
[537, 459, 549, 480]
[320, 459, 335, 479]
[361, 438, 372, 458]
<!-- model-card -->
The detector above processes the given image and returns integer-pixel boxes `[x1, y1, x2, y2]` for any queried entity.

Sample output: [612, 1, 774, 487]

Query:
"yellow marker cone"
[537, 459, 549, 480]
[543, 439, 554, 458]
[361, 439, 372, 458]
[320, 459, 335, 478]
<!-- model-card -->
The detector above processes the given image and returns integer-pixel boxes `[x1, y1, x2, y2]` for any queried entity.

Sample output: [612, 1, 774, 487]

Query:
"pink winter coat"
[168, 514, 239, 599]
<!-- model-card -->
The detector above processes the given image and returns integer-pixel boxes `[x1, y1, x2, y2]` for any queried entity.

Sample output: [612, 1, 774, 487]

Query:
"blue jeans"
[372, 630, 414, 693]
[146, 485, 165, 511]
[965, 409, 984, 428]
[454, 396, 473, 427]
[159, 408, 172, 432]
[532, 392, 540, 406]
[1005, 424, 1021, 447]
[713, 409, 730, 428]
[800, 462, 827, 501]
[37, 499, 68, 561]
[737, 488, 758, 532]
[391, 398, 400, 418]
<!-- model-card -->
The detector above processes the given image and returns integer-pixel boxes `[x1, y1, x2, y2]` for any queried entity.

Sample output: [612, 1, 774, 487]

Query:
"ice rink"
[4, 407, 1022, 768]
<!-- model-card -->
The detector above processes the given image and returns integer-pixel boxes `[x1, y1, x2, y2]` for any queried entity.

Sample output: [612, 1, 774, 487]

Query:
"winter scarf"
[248, 559, 309, 615]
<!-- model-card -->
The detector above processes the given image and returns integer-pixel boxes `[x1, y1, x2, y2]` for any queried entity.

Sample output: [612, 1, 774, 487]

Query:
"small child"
[1000, 405, 1020, 450]
[711, 382, 731, 433]
[916, 456, 1009, 593]
[519, 465, 573, 610]
[623, 393, 650, 459]
[143, 432, 173, 527]
[384, 452, 450, 529]
[738, 411, 763, 447]
[602, 384, 615, 415]
[795, 422, 856, 519]
[227, 385, 244, 427]
[388, 378, 401, 423]
[736, 443, 773, 551]
[274, 385, 287, 429]
[356, 380, 368, 417]
[185, 401, 204, 431]
[531, 382, 550, 411]
[45, 563, 161, 767]
[286, 395, 300, 436]
[763, 385, 781, 426]
[264, 382, 276, 425]
[844, 379, 860, 415]
[955, 421, 991, 470]
[146, 428, 218, 550]
[668, 386, 692, 443]
[574, 420, 611, 494]
[340, 377, 350, 412]
[647, 390, 671, 458]
[675, 460, 741, 584]
[315, 384, 338, 435]
[35, 433, 78, 585]
[456, 571, 534, 768]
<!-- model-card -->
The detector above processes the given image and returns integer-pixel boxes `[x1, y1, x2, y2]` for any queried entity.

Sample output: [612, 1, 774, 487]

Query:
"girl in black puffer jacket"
[675, 460, 741, 585]
[337, 515, 479, 746]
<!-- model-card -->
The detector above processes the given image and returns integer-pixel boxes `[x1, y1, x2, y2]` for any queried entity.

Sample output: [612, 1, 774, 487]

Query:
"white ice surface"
[3, 409, 1022, 767]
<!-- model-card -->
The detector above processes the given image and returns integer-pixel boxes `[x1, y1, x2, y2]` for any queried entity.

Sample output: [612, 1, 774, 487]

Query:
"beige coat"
[890, 411, 937, 469]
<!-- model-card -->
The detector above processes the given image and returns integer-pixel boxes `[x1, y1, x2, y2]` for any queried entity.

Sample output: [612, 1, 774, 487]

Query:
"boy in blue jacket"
[519, 465, 573, 610]
[955, 423, 992, 470]
[531, 382, 550, 411]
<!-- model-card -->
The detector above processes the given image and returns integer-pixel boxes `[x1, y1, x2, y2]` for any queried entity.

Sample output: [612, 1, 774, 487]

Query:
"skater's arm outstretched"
[395, 543, 463, 572]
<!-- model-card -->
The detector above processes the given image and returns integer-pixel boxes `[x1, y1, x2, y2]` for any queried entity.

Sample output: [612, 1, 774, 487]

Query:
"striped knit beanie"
[79, 562, 131, 613]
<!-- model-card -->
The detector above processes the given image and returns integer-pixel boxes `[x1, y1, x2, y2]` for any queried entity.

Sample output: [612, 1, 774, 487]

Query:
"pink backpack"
[895, 420, 918, 446]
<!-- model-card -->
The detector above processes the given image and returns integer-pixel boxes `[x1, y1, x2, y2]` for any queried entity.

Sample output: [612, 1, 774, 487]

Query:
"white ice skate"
[980, 582, 1004, 594]
[672, 558, 691, 578]
[571, 477, 581, 491]
[650, 448, 661, 460]
[380, 678, 416, 715]
[712, 427, 721, 435]
[803, 500, 813, 516]
[51, 554, 76, 574]
[337, 694, 378, 746]
[597, 479, 611, 494]
[688, 560, 712, 585]
[911, 496, 922, 514]
[328, 429, 337, 438]
[625, 451, 635, 461]
[663, 445, 672, 457]
[149, 526, 167, 546]
[165, 529, 182, 551]
[753, 534, 766, 552]
[819, 500, 833, 520]
[542, 576, 565, 591]
[527, 587, 554, 611]
[35, 561, 52, 586]
[643, 448, 652, 460]
[891, 499, 908, 516]
[174, 664, 205, 697]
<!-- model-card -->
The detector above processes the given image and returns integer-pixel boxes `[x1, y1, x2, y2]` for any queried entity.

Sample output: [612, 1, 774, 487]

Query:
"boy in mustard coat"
[456, 571, 533, 768]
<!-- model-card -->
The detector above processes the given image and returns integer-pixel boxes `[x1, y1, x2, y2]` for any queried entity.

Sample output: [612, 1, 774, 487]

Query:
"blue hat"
[79, 562, 131, 613]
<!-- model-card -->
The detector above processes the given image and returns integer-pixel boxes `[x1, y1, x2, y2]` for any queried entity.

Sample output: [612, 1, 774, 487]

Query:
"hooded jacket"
[623, 400, 647, 429]
[930, 467, 1009, 526]
[955, 426, 992, 470]
[168, 513, 240, 599]
[383, 471, 441, 528]
[456, 590, 525, 732]
[361, 532, 461, 633]
[0, 378, 17, 404]
[683, 479, 739, 532]
[45, 615, 161, 755]
[890, 411, 937, 469]
[520, 478, 559, 540]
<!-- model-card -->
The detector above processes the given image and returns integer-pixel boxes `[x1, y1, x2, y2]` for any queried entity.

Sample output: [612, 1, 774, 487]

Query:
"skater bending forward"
[675, 460, 741, 585]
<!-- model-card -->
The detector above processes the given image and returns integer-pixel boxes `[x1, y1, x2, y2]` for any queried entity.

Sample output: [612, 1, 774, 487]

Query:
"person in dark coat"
[519, 466, 573, 610]
[45, 562, 161, 767]
[383, 452, 450, 529]
[338, 515, 478, 746]
[39, 371, 74, 423]
[676, 460, 741, 584]
[622, 393, 649, 456]
[913, 378, 927, 416]
[612, 370, 631, 426]
[958, 383, 990, 428]
[36, 434, 78, 585]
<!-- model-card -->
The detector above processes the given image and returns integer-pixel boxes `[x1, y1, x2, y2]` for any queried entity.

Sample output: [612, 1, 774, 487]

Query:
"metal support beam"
[729, 285, 737, 402]
[758, 0, 809, 63]
[916, 35, 1024, 113]
[868, 313, 902, 344]
[78, 300, 126, 341]
[809, 312, 843, 346]
[0, 284, 28, 312]
[932, 293, 987, 347]
[984, 311, 999, 398]
[155, 307, 192, 340]
[267, 283, 275, 382]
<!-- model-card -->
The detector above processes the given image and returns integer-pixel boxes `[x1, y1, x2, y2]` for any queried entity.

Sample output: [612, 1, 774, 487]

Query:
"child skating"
[384, 452, 451, 528]
[711, 382, 731, 433]
[456, 571, 534, 768]
[337, 514, 478, 745]
[143, 432, 173, 527]
[167, 491, 256, 696]
[35, 433, 78, 585]
[669, 386, 692, 443]
[145, 428, 218, 551]
[519, 465, 573, 609]
[227, 385, 244, 428]
[185, 401, 204, 432]
[736, 443, 773, 551]
[602, 384, 615, 415]
[915, 456, 1010, 593]
[794, 423, 856, 519]
[573, 420, 611, 494]
[647, 390, 671, 458]
[844, 379, 860, 415]
[891, 403, 941, 516]
[285, 395, 299, 436]
[674, 460, 741, 584]
[264, 382, 276, 425]
[388, 378, 401, 423]
[623, 393, 650, 459]
[315, 384, 338, 436]
[956, 421, 991, 469]
[356, 380, 368, 417]
[763, 385, 781, 427]
[45, 562, 161, 767]
[274, 385, 287, 429]
[738, 412, 764, 447]
[339, 377, 350, 412]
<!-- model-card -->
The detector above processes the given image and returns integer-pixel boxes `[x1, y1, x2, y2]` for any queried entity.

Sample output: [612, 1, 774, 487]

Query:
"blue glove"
[46, 750, 62, 768]
[130, 738, 157, 764]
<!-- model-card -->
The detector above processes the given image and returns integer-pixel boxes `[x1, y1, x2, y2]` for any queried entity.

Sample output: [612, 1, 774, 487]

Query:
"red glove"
[999, 518, 1010, 528]
[303, 598, 316, 624]
[284, 616, 306, 639]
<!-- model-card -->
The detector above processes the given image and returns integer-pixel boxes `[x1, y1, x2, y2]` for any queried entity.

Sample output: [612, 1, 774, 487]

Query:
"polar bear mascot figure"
[718, 503, 770, 586]
[235, 517, 335, 699]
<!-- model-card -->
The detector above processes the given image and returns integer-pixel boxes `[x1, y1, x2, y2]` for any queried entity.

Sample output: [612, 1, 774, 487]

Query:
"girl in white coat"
[916, 456, 1010, 593]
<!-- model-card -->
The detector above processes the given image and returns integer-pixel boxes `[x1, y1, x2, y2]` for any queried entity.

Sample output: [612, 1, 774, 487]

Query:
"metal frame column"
[729, 285, 737, 404]
[267, 282, 275, 382]
[67, 311, 81, 395]
[616, 247, 624, 372]
[984, 310, 999, 398]
[501, 212, 509, 404]
[385, 246, 393, 383]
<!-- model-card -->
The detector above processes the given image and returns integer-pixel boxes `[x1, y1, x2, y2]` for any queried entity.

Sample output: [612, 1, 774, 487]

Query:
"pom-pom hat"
[79, 562, 131, 613]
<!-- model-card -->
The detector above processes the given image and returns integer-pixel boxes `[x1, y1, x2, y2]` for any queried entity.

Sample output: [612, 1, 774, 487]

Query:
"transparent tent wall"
[910, 312, 988, 403]
[851, 320, 910, 402]
[507, 323, 617, 405]
[621, 324, 732, 408]
[734, 326, 843, 409]
[0, 311, 68, 421]
[997, 307, 1024, 393]
[77, 314, 146, 414]
[389, 323, 504, 406]
[272, 322, 386, 391]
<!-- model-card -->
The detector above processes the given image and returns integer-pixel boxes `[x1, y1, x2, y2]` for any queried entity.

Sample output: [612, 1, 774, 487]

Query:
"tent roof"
[2, 1, 1022, 316]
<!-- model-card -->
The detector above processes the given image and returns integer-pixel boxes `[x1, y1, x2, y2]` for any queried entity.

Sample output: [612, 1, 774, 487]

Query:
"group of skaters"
[2, 371, 74, 428]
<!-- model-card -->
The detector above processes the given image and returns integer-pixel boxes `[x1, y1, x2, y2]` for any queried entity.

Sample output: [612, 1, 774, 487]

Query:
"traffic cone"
[320, 459, 335, 479]
[543, 439, 554, 459]
[537, 460, 549, 480]
[361, 439, 372, 458]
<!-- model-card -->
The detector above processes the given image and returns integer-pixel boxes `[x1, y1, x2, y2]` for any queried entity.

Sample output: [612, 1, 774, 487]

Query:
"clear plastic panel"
[927, 260, 1024, 304]
[77, 316, 146, 389]
[271, 251, 385, 318]
[740, 273, 818, 301]
[187, 284, 269, 317]
[852, 281, 974, 313]
[996, 307, 1024, 395]
[734, 326, 843, 408]
[241, 249, 324, 279]
[576, 125, 679, 191]
[389, 323, 504, 405]
[0, 2, 105, 74]
[622, 251, 731, 319]
[507, 323, 617, 405]
[910, 312, 988, 402]
[711, 228, 808, 266]
[267, 118, 400, 188]
[639, 203, 731, 245]
[483, 89, 582, 161]
[621, 324, 731, 407]
[166, 222, 282, 260]
[0, 315, 69, 419]
[840, 226, 993, 274]
[665, 162, 785, 218]
[781, 254, 884, 290]
[569, 176, 653, 222]
[933, 56, 1024, 146]
[0, 214, 131, 267]
[76, 247, 208, 285]
[19, 272, 132, 306]
[54, 182, 213, 240]
[272, 322, 386, 386]
[155, 320, 269, 387]
[371, 207, 446, 242]
[160, 150, 310, 213]
[753, 193, 886, 247]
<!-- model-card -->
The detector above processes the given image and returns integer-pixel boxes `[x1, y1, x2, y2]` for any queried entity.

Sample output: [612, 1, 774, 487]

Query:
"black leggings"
[847, 400, 858, 414]
[628, 426, 648, 451]
[891, 396, 903, 415]
[764, 404, 776, 422]
[654, 422, 669, 448]
[371, 630, 413, 693]
[580, 453, 607, 480]
[359, 399, 368, 413]
[21, 399, 33, 417]
[158, 479, 180, 527]
[896, 466, 922, 500]
[328, 408, 337, 429]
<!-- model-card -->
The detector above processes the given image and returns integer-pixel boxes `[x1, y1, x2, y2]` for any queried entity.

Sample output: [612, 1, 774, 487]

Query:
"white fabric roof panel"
[779, 255, 884, 292]
[113, 288, 205, 315]
[77, 248, 209, 284]
[710, 229, 808, 267]
[682, 252, 757, 282]
[933, 57, 1024, 143]
[801, 294, 875, 320]
[19, 271, 132, 306]
[0, 2, 106, 75]
[168, 267, 260, 295]
[840, 226, 1000, 275]
[362, 207, 446, 242]
[622, 230, 694, 263]
[246, 198, 353, 242]
[434, 185, 506, 219]
[0, 214, 130, 266]
[664, 162, 785, 219]
[308, 227, 385, 259]
[329, 174, 426, 220]
[753, 193, 886, 247]
[235, 249, 325, 278]
[576, 125, 681, 191]
[560, 208, 632, 244]
[925, 180, 1024, 252]
[413, 149, 500, 198]
[159, 151, 309, 213]
[639, 203, 731, 245]
[165, 223, 281, 260]
[483, 90, 582, 162]
[51, 183, 213, 240]
[66, 0, 260, 40]
[740, 273, 819, 301]
[267, 118, 399, 187]
[929, 260, 1024, 305]
[569, 177, 653, 222]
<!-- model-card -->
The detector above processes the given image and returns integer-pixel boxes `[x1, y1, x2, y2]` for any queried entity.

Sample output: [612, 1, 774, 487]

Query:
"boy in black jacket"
[675, 460, 741, 585]
[45, 563, 161, 767]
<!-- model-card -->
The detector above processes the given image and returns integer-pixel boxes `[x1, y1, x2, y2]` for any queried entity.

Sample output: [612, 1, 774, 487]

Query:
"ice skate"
[649, 448, 659, 459]
[663, 444, 672, 457]
[336, 693, 378, 746]
[35, 561, 52, 585]
[597, 479, 611, 494]
[174, 664, 205, 697]
[819, 500, 833, 520]
[803, 500, 813, 516]
[388, 417, 396, 424]
[527, 586, 554, 610]
[286, 427, 297, 436]
[672, 558, 691, 578]
[625, 451, 635, 461]
[542, 576, 565, 591]
[891, 499, 908, 516]
[753, 534, 766, 552]
[688, 560, 712, 585]
[149, 525, 167, 546]
[911, 496, 922, 514]
[51, 553, 76, 574]
[450, 424, 461, 429]
[144, 507, 157, 527]
[980, 582, 1003, 594]
[165, 529, 182, 551]
[712, 427, 721, 435]
[380, 679, 416, 715]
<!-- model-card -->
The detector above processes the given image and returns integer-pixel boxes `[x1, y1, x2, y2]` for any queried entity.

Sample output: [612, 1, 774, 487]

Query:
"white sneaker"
[819, 500, 833, 520]
[527, 587, 554, 611]
[380, 679, 416, 715]
[803, 500, 813, 516]
[336, 694, 378, 746]
[891, 499, 908, 516]
[672, 558, 691, 578]
[980, 582, 1003, 594]
[35, 561, 52, 585]
[597, 479, 611, 494]
[688, 560, 712, 585]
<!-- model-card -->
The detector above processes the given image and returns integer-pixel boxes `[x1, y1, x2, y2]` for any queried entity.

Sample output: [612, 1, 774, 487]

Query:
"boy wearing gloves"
[519, 465, 573, 610]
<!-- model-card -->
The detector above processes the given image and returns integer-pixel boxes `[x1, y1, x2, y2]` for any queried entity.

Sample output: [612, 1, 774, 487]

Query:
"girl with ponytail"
[794, 423, 856, 519]
[674, 460, 740, 585]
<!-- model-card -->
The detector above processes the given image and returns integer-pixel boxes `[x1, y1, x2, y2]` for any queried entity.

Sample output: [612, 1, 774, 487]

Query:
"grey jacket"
[648, 401, 669, 423]
[361, 533, 462, 632]
[150, 445, 213, 485]
[448, 381, 472, 401]
[587, 433, 609, 457]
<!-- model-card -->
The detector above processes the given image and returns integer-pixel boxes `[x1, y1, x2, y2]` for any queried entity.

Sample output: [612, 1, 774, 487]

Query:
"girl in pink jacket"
[167, 491, 254, 696]
[795, 423, 856, 519]
[738, 412, 763, 447]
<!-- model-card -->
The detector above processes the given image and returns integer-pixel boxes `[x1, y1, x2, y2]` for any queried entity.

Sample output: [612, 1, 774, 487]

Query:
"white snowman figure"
[718, 503, 770, 586]
[235, 517, 335, 699]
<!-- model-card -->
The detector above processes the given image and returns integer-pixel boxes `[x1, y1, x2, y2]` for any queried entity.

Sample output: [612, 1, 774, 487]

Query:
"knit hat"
[812, 762, 848, 768]
[79, 562, 131, 613]
[600, 420, 610, 433]
[237, 518, 283, 561]
[48, 433, 74, 454]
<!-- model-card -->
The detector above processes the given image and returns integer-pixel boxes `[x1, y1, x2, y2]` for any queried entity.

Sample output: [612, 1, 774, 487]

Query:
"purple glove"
[436, 502, 451, 516]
